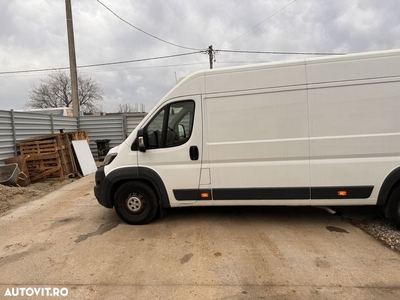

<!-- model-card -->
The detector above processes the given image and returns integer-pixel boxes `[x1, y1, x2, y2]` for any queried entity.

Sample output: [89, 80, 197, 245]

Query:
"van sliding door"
[205, 90, 311, 205]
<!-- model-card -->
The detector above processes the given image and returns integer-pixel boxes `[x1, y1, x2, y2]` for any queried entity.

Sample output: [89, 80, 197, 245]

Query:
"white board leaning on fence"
[72, 140, 97, 176]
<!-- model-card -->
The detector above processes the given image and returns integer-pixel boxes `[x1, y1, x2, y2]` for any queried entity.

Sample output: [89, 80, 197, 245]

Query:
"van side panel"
[306, 50, 400, 84]
[205, 61, 306, 93]
[204, 62, 310, 205]
[307, 53, 400, 205]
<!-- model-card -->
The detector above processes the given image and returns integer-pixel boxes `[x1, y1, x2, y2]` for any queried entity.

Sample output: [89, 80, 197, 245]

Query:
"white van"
[94, 49, 400, 226]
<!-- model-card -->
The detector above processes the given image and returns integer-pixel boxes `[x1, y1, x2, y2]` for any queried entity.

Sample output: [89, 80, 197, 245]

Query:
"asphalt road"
[0, 175, 400, 300]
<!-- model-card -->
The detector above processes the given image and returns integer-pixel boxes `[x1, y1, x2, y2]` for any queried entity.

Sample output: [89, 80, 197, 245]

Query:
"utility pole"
[65, 0, 80, 117]
[208, 45, 214, 69]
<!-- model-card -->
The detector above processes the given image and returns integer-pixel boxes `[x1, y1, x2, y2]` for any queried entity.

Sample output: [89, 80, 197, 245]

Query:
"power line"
[0, 49, 346, 76]
[0, 52, 202, 75]
[222, 0, 299, 48]
[97, 0, 204, 51]
[217, 49, 345, 56]
[80, 62, 208, 73]
[78, 52, 202, 68]
[205, 47, 344, 70]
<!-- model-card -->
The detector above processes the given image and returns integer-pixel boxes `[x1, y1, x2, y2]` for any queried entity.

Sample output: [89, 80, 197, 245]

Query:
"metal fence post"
[10, 109, 17, 156]
[123, 115, 127, 139]
[50, 114, 54, 134]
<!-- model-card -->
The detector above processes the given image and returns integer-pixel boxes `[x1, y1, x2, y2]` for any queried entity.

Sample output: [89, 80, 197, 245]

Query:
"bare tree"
[27, 70, 103, 113]
[116, 103, 145, 113]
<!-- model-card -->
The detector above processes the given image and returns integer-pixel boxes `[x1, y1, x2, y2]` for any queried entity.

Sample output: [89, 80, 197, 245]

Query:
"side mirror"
[137, 128, 146, 152]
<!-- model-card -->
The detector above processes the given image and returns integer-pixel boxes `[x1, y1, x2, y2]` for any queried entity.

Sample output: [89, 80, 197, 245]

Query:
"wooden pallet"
[68, 131, 89, 141]
[18, 131, 89, 182]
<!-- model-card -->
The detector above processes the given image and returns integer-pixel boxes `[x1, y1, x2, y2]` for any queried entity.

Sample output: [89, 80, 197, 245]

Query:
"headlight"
[103, 153, 117, 166]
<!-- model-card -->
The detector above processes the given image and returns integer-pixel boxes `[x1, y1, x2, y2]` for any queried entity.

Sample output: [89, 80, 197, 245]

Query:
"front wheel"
[384, 185, 400, 228]
[114, 182, 158, 225]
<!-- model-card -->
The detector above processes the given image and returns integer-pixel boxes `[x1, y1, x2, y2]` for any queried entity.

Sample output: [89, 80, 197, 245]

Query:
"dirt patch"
[0, 179, 76, 215]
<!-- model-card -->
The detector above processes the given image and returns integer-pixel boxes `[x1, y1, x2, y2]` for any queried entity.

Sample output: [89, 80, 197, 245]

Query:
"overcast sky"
[1, 0, 400, 113]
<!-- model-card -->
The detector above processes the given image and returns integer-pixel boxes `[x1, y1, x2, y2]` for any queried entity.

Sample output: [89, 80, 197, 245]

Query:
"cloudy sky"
[1, 0, 400, 113]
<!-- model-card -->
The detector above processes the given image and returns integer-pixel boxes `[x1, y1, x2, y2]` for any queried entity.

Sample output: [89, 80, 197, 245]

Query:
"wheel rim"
[125, 193, 146, 213]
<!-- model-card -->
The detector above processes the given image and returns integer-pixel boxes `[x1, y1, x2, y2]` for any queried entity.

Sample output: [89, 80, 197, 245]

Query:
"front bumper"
[94, 166, 113, 208]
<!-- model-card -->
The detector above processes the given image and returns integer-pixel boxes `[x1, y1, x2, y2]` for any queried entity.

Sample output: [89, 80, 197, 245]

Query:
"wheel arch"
[377, 166, 400, 206]
[106, 166, 170, 208]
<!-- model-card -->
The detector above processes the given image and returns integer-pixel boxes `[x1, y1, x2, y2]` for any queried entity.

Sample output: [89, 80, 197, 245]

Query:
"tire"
[114, 181, 158, 225]
[384, 184, 400, 228]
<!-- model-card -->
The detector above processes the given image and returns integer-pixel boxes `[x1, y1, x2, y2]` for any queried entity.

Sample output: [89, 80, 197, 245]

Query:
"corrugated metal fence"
[0, 110, 146, 163]
[79, 115, 126, 159]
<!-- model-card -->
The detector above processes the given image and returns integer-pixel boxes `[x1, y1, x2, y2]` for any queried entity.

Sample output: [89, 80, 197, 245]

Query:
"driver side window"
[145, 100, 195, 149]
[146, 109, 165, 149]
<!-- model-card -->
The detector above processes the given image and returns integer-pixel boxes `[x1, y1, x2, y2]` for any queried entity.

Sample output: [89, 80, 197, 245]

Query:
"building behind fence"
[0, 110, 146, 163]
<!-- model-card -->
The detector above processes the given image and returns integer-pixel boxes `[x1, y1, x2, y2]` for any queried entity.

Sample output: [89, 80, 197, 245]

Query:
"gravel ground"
[335, 205, 400, 252]
[352, 216, 400, 252]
